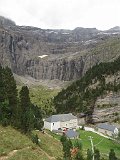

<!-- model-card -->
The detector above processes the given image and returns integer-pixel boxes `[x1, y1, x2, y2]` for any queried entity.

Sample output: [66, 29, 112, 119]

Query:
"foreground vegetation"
[0, 125, 49, 160]
[0, 125, 119, 160]
[17, 85, 59, 117]
[0, 125, 63, 160]
[0, 65, 43, 133]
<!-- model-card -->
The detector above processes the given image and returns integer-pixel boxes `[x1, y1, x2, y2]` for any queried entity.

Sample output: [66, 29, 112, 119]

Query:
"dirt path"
[0, 150, 18, 160]
[39, 148, 56, 160]
[0, 147, 30, 160]
[0, 146, 56, 160]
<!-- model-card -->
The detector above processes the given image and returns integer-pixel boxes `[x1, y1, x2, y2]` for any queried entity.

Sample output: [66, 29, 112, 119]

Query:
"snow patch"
[38, 55, 48, 58]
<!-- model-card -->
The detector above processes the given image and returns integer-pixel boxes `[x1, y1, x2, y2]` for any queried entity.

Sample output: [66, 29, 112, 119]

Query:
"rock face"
[93, 93, 120, 123]
[1, 16, 120, 81]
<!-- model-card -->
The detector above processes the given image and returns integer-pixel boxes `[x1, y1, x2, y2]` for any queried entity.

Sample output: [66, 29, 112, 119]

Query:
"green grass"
[0, 125, 63, 160]
[0, 125, 34, 156]
[77, 130, 120, 159]
[1, 125, 119, 159]
[34, 130, 63, 159]
[29, 85, 59, 107]
[8, 148, 48, 160]
[17, 85, 59, 115]
[45, 129, 120, 159]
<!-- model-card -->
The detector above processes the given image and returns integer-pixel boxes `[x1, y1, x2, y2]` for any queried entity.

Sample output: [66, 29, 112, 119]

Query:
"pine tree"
[0, 65, 5, 102]
[75, 150, 84, 160]
[0, 65, 5, 123]
[74, 139, 82, 150]
[60, 133, 67, 145]
[3, 67, 17, 123]
[109, 149, 117, 160]
[31, 104, 43, 130]
[19, 86, 32, 133]
[60, 134, 72, 160]
[94, 148, 100, 160]
[87, 149, 92, 160]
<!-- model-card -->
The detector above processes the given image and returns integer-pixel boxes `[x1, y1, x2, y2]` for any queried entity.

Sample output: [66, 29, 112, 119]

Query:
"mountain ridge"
[0, 16, 120, 82]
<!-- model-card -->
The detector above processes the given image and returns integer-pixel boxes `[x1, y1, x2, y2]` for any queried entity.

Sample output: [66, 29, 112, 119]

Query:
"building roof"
[97, 123, 117, 132]
[45, 113, 77, 123]
[65, 129, 79, 138]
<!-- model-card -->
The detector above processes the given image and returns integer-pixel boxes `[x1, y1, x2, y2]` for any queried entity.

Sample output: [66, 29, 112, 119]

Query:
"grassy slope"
[0, 125, 63, 160]
[34, 130, 63, 159]
[47, 129, 120, 159]
[29, 86, 59, 108]
[78, 130, 120, 159]
[17, 85, 59, 110]
[0, 125, 120, 159]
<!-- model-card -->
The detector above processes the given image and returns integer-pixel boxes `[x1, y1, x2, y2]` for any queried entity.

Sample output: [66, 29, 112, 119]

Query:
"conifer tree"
[60, 134, 72, 159]
[0, 65, 5, 102]
[87, 149, 93, 160]
[3, 66, 17, 123]
[109, 149, 117, 160]
[19, 86, 32, 133]
[75, 150, 84, 160]
[94, 148, 100, 160]
[31, 104, 43, 130]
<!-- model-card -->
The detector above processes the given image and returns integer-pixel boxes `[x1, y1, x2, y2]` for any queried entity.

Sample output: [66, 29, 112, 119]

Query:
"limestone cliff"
[0, 16, 120, 81]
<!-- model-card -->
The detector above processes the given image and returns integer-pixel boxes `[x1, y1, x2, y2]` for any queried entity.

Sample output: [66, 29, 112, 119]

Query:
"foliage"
[54, 56, 120, 122]
[109, 149, 118, 160]
[0, 66, 43, 133]
[74, 139, 82, 150]
[60, 134, 73, 159]
[0, 66, 18, 126]
[94, 148, 100, 160]
[28, 86, 59, 117]
[0, 125, 60, 160]
[74, 150, 84, 160]
[87, 149, 93, 160]
[31, 133, 39, 145]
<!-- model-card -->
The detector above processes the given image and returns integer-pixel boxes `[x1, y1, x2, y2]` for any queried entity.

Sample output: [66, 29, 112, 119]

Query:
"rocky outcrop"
[1, 16, 120, 81]
[25, 55, 84, 80]
[93, 88, 120, 123]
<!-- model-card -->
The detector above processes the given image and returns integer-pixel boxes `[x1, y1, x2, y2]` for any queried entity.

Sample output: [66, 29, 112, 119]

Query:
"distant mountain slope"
[54, 56, 120, 123]
[0, 16, 120, 81]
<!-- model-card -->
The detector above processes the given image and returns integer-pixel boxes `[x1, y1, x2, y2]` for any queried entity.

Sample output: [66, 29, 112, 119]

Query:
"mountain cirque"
[0, 16, 120, 81]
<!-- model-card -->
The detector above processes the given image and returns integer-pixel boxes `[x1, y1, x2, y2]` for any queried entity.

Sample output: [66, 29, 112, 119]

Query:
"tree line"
[54, 56, 120, 122]
[0, 65, 43, 133]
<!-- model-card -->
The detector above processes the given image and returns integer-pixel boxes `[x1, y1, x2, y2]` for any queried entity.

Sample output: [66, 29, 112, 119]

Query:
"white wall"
[114, 128, 119, 135]
[60, 121, 69, 128]
[44, 118, 78, 131]
[60, 119, 78, 129]
[51, 121, 60, 131]
[69, 119, 78, 128]
[44, 121, 61, 131]
[44, 121, 52, 131]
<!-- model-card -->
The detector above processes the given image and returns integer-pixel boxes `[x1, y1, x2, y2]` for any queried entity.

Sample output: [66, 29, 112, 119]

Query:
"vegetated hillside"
[54, 56, 120, 123]
[0, 125, 63, 160]
[17, 85, 59, 116]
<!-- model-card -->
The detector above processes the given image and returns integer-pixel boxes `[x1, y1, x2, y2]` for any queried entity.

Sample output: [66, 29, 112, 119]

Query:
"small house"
[65, 129, 79, 139]
[97, 123, 119, 137]
[44, 113, 78, 131]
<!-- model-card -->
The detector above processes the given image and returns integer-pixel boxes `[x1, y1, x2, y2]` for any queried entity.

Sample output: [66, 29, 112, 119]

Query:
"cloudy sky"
[0, 0, 120, 30]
